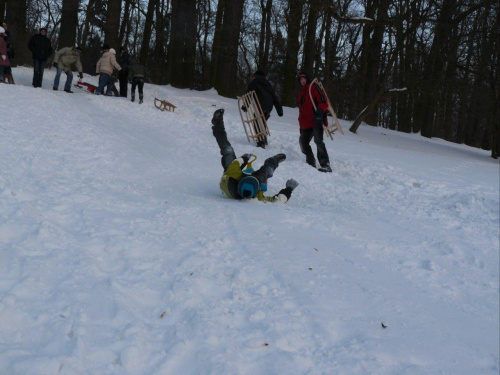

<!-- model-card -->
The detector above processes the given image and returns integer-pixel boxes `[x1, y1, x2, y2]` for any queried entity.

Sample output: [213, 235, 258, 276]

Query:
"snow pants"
[32, 59, 46, 88]
[299, 125, 330, 168]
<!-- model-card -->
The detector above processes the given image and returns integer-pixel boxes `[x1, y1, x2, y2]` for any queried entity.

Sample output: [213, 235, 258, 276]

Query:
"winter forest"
[1, 0, 499, 157]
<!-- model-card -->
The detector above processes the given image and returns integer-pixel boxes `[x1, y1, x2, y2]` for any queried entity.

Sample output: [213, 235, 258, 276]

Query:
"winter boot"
[131, 93, 135, 102]
[273, 153, 286, 164]
[139, 94, 144, 104]
[212, 109, 225, 128]
[318, 164, 332, 173]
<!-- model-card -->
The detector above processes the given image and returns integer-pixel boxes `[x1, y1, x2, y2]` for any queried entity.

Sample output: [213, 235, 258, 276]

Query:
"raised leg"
[211, 109, 236, 170]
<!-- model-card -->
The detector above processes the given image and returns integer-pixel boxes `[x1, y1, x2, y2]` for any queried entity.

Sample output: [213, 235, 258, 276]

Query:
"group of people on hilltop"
[0, 21, 14, 84]
[22, 27, 146, 102]
[210, 68, 333, 205]
[6, 26, 332, 204]
[94, 44, 146, 103]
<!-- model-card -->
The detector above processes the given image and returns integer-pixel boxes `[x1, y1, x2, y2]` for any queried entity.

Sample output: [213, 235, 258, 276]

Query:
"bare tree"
[213, 0, 246, 97]
[5, 0, 30, 66]
[59, 0, 80, 48]
[104, 0, 121, 49]
[281, 0, 305, 106]
[167, 0, 197, 88]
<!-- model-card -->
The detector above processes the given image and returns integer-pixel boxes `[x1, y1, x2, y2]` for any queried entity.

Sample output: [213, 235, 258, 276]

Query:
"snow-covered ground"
[0, 67, 498, 375]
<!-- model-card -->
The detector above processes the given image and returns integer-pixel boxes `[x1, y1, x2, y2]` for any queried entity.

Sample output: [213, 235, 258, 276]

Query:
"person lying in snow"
[211, 108, 298, 202]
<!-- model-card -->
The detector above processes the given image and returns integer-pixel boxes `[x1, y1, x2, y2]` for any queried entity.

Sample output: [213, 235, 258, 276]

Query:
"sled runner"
[74, 80, 97, 94]
[309, 78, 344, 140]
[237, 90, 270, 146]
[154, 98, 177, 112]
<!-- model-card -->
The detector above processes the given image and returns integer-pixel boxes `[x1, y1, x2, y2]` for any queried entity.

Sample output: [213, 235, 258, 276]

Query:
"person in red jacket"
[297, 71, 332, 173]
[0, 26, 10, 83]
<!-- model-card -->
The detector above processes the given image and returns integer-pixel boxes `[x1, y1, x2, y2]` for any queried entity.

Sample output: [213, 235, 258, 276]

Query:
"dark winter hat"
[102, 43, 110, 50]
[253, 70, 266, 77]
[298, 70, 312, 83]
[237, 176, 260, 199]
[121, 46, 126, 51]
[40, 27, 47, 33]
[75, 46, 83, 52]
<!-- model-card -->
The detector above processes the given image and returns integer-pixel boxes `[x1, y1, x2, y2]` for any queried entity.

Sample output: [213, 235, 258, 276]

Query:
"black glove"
[240, 153, 253, 164]
[286, 179, 299, 191]
[53, 62, 58, 68]
[277, 110, 283, 117]
[241, 105, 247, 112]
[78, 72, 83, 79]
[314, 109, 324, 126]
[278, 187, 293, 200]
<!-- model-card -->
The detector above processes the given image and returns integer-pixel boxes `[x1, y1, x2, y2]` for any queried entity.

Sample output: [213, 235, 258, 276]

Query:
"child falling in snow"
[210, 109, 298, 202]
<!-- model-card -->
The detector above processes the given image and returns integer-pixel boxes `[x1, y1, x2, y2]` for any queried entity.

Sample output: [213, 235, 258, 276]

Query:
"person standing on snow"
[118, 46, 130, 97]
[242, 70, 283, 149]
[0, 26, 10, 83]
[211, 108, 298, 202]
[128, 56, 146, 104]
[28, 27, 53, 88]
[297, 70, 332, 173]
[95, 46, 121, 96]
[52, 46, 83, 93]
[2, 22, 15, 84]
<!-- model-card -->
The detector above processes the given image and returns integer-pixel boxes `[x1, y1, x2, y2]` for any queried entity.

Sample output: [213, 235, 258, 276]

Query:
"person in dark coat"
[0, 26, 10, 83]
[118, 46, 130, 97]
[128, 56, 146, 104]
[297, 70, 332, 173]
[243, 70, 283, 148]
[2, 22, 14, 83]
[28, 27, 53, 88]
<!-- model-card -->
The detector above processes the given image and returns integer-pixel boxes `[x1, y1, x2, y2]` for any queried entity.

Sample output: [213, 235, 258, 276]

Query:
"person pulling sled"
[211, 109, 298, 203]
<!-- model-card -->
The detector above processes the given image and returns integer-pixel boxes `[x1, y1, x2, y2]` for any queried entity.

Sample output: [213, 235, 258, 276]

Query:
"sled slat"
[309, 78, 344, 139]
[237, 91, 270, 145]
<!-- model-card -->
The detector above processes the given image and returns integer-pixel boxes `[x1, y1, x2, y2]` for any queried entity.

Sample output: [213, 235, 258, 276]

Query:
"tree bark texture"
[59, 0, 79, 48]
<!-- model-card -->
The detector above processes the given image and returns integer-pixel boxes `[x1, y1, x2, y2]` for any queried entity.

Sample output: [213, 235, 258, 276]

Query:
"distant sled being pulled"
[237, 90, 270, 146]
[309, 78, 344, 140]
[74, 80, 97, 94]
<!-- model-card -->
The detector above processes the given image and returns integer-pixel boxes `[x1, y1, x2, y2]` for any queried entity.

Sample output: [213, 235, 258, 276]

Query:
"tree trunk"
[168, 0, 197, 88]
[214, 0, 245, 97]
[257, 0, 273, 72]
[152, 0, 169, 84]
[118, 0, 133, 48]
[104, 0, 121, 49]
[415, 0, 456, 138]
[81, 0, 97, 49]
[5, 0, 29, 66]
[281, 0, 304, 106]
[358, 0, 390, 126]
[350, 48, 398, 133]
[59, 0, 79, 48]
[302, 0, 319, 75]
[0, 2, 5, 20]
[491, 4, 500, 158]
[209, 0, 226, 89]
[139, 0, 156, 66]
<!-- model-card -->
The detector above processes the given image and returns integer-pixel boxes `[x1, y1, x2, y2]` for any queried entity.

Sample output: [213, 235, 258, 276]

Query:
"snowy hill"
[0, 67, 498, 375]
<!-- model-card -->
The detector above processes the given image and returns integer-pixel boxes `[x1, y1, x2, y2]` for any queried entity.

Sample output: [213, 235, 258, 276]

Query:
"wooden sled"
[237, 90, 270, 145]
[309, 78, 344, 140]
[154, 98, 177, 112]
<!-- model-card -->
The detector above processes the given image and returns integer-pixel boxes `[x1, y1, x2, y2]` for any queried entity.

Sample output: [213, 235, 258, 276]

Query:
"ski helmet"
[237, 176, 260, 198]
